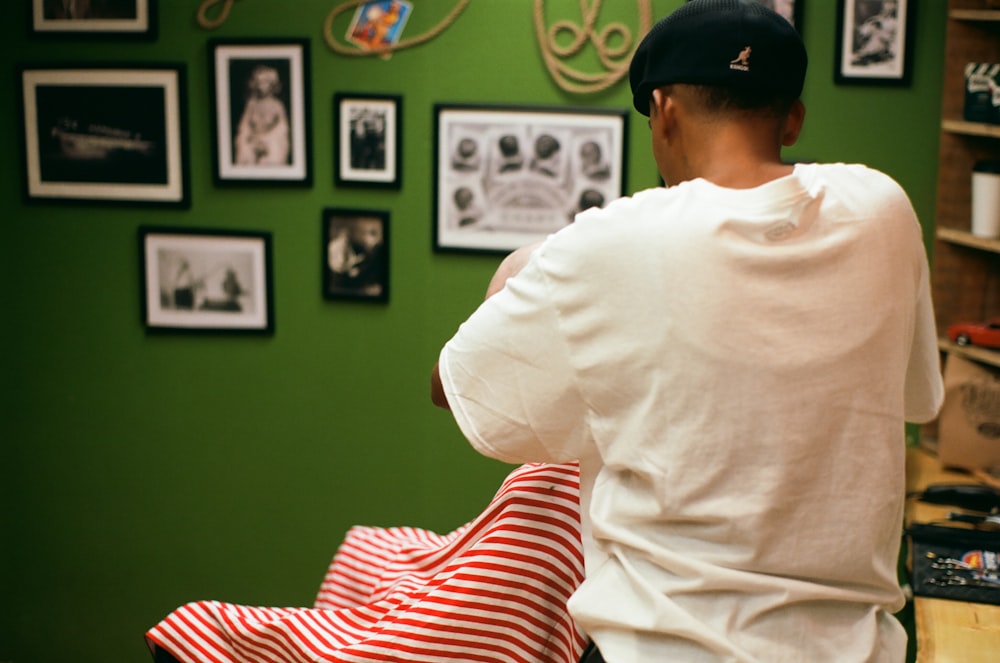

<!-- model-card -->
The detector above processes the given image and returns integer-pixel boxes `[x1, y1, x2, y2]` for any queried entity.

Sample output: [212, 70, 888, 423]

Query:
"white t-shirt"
[438, 163, 944, 663]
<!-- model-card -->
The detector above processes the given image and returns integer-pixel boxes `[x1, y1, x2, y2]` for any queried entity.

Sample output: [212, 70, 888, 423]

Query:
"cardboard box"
[937, 354, 1000, 471]
[964, 62, 1000, 124]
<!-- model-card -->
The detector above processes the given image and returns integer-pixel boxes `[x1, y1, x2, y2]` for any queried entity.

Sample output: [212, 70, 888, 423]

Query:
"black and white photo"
[19, 64, 188, 206]
[209, 39, 312, 185]
[140, 227, 274, 333]
[323, 208, 389, 302]
[30, 0, 156, 37]
[703, 1, 802, 29]
[335, 93, 401, 188]
[433, 104, 628, 254]
[835, 0, 913, 85]
[753, 0, 801, 29]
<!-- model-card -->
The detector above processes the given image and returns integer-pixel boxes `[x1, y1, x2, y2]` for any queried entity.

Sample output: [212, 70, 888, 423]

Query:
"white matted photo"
[18, 64, 187, 206]
[30, 0, 156, 37]
[334, 93, 401, 189]
[835, 0, 913, 86]
[209, 38, 312, 185]
[433, 104, 628, 254]
[140, 227, 274, 334]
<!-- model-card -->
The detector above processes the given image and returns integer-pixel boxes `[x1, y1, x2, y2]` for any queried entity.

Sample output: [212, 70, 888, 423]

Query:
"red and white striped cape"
[146, 462, 587, 663]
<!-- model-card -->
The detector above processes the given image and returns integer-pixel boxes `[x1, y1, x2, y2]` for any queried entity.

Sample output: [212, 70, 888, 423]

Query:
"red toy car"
[947, 317, 1000, 348]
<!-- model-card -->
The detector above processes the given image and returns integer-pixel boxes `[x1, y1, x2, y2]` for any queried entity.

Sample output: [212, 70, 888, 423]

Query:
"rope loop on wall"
[322, 0, 471, 57]
[534, 0, 652, 94]
[197, 0, 239, 30]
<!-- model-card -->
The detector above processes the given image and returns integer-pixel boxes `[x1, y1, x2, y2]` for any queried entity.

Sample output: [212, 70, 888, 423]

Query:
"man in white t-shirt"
[431, 1, 944, 661]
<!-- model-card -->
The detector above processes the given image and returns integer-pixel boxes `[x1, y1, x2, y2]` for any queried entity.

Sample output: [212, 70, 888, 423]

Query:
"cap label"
[729, 46, 751, 72]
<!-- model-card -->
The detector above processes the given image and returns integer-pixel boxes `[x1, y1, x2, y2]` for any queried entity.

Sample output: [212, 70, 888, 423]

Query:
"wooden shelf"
[932, 1, 1000, 335]
[922, 6, 1000, 658]
[941, 118, 1000, 138]
[938, 337, 1000, 367]
[937, 226, 1000, 253]
[951, 9, 1000, 21]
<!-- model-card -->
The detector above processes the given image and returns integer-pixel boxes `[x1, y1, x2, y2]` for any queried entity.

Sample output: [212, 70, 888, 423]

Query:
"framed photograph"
[139, 226, 274, 334]
[208, 38, 312, 186]
[700, 1, 802, 30]
[433, 104, 628, 254]
[334, 93, 401, 189]
[30, 0, 157, 38]
[18, 64, 188, 207]
[834, 0, 913, 86]
[323, 208, 389, 302]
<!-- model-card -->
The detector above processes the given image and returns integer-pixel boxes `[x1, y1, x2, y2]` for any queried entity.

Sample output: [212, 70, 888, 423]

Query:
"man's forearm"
[432, 242, 540, 411]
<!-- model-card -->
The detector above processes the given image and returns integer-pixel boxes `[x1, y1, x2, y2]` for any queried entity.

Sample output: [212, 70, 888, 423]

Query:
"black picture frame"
[766, 0, 802, 30]
[322, 208, 390, 303]
[29, 0, 157, 39]
[18, 63, 189, 207]
[208, 38, 312, 186]
[698, 1, 803, 31]
[834, 0, 914, 86]
[334, 93, 402, 189]
[139, 226, 274, 334]
[433, 104, 628, 255]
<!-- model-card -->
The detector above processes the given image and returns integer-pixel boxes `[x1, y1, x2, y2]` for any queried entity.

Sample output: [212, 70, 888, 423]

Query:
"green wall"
[2, 2, 946, 661]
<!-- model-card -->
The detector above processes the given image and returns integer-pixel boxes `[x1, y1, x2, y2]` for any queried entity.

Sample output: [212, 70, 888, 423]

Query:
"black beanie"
[629, 0, 807, 116]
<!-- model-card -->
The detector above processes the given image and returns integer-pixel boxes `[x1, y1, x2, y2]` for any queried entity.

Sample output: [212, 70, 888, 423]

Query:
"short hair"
[655, 84, 797, 119]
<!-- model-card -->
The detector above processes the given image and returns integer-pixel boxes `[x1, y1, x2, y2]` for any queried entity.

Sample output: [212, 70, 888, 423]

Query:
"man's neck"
[681, 122, 791, 189]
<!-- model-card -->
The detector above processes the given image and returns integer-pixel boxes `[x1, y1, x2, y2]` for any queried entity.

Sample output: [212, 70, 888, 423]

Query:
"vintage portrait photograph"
[335, 93, 401, 188]
[140, 227, 274, 333]
[323, 208, 389, 302]
[19, 64, 188, 206]
[209, 39, 312, 185]
[434, 104, 628, 254]
[31, 0, 155, 36]
[345, 0, 413, 52]
[835, 0, 912, 85]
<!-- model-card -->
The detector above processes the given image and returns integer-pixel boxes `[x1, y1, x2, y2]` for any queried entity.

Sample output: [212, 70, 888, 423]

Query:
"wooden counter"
[905, 446, 1000, 662]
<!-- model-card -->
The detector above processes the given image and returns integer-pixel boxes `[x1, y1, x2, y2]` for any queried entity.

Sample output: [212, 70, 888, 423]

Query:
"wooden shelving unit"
[931, 3, 1000, 366]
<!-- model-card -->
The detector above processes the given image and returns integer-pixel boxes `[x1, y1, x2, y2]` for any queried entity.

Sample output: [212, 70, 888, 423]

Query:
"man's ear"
[781, 99, 806, 147]
[650, 88, 675, 134]
[650, 88, 667, 119]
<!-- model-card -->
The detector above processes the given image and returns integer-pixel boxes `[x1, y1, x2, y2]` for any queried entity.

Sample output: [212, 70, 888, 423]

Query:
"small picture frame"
[345, 0, 413, 52]
[705, 1, 802, 30]
[433, 104, 628, 254]
[323, 208, 389, 302]
[834, 0, 913, 86]
[18, 63, 188, 207]
[334, 93, 401, 189]
[29, 0, 157, 39]
[140, 226, 274, 334]
[208, 38, 312, 186]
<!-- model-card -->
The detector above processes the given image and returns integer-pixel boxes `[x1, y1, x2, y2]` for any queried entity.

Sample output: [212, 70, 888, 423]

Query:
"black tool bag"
[906, 522, 1000, 605]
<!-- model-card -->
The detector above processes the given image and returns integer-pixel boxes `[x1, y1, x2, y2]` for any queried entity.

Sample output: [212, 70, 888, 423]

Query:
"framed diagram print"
[433, 103, 628, 254]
